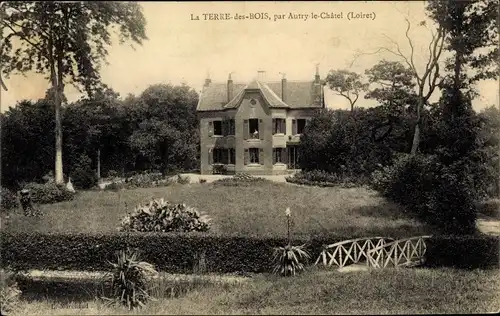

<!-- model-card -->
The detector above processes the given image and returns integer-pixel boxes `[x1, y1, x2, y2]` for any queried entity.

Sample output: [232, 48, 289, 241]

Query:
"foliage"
[0, 269, 22, 315]
[1, 100, 56, 188]
[285, 170, 362, 188]
[1, 1, 148, 184]
[127, 84, 200, 173]
[199, 178, 207, 184]
[213, 173, 269, 186]
[364, 60, 417, 117]
[325, 69, 368, 111]
[477, 199, 500, 219]
[22, 182, 75, 205]
[371, 154, 478, 234]
[119, 198, 211, 233]
[1, 187, 19, 211]
[272, 244, 310, 277]
[70, 154, 98, 189]
[105, 249, 158, 310]
[427, 0, 499, 86]
[1, 231, 498, 273]
[299, 108, 406, 178]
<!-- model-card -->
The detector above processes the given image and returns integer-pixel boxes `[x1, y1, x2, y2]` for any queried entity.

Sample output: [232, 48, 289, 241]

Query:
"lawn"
[12, 268, 500, 315]
[2, 182, 430, 238]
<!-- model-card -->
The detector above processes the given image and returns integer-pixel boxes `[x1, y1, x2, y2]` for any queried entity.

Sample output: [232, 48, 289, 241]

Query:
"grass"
[11, 268, 500, 315]
[2, 182, 430, 238]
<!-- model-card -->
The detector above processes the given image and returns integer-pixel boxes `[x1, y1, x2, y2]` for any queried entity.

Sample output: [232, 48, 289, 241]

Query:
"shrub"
[285, 170, 364, 188]
[0, 269, 22, 315]
[71, 154, 98, 189]
[213, 173, 269, 187]
[1, 188, 19, 211]
[477, 199, 500, 219]
[371, 154, 478, 234]
[119, 198, 211, 233]
[105, 249, 158, 310]
[104, 173, 173, 191]
[199, 178, 207, 184]
[22, 182, 75, 205]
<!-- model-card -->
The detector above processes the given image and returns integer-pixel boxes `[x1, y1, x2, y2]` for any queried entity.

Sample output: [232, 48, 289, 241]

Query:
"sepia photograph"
[0, 0, 499, 315]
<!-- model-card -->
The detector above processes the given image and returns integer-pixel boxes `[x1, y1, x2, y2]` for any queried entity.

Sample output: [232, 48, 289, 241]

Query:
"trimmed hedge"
[285, 170, 367, 188]
[0, 232, 337, 273]
[424, 234, 500, 269]
[1, 232, 498, 273]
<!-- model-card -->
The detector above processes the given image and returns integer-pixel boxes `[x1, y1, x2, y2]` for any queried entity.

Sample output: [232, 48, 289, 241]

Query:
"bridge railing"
[314, 237, 395, 268]
[366, 236, 432, 269]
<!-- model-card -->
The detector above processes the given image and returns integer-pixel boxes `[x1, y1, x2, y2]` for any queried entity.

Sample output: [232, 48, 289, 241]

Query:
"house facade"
[197, 68, 325, 175]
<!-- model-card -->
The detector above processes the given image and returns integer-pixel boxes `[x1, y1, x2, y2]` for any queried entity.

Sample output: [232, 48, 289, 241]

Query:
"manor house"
[197, 67, 325, 175]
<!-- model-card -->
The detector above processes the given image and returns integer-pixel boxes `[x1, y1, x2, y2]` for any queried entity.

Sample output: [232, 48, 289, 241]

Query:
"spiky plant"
[272, 207, 311, 276]
[272, 244, 310, 277]
[106, 249, 158, 310]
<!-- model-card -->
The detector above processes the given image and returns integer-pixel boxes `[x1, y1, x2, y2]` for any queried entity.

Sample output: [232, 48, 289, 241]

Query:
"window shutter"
[272, 118, 276, 134]
[283, 147, 288, 164]
[208, 148, 213, 165]
[221, 120, 227, 136]
[244, 149, 249, 165]
[292, 119, 297, 135]
[243, 120, 249, 140]
[282, 119, 286, 134]
[259, 148, 264, 164]
[272, 148, 276, 164]
[208, 121, 214, 136]
[259, 119, 264, 140]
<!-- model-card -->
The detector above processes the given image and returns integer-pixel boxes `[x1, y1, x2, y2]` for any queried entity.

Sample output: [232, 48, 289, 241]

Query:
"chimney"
[313, 64, 322, 106]
[315, 63, 320, 83]
[227, 72, 234, 102]
[280, 72, 287, 103]
[204, 70, 211, 87]
[257, 70, 266, 82]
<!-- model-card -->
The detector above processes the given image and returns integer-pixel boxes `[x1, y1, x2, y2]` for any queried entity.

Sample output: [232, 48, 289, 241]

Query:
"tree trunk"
[97, 147, 101, 181]
[54, 54, 64, 184]
[54, 92, 63, 184]
[410, 97, 423, 155]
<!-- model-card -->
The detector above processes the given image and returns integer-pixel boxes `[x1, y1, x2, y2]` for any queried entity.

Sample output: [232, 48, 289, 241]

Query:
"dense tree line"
[1, 84, 199, 189]
[299, 0, 499, 234]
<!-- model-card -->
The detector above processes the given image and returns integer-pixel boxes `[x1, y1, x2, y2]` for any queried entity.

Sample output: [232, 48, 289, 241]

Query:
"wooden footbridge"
[314, 236, 432, 270]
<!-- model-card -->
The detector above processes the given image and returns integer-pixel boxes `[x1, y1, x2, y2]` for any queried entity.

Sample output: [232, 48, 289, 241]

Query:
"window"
[249, 148, 259, 164]
[213, 148, 225, 164]
[228, 148, 235, 164]
[273, 148, 285, 164]
[249, 119, 259, 139]
[297, 119, 307, 134]
[273, 118, 286, 134]
[213, 120, 222, 136]
[227, 119, 235, 135]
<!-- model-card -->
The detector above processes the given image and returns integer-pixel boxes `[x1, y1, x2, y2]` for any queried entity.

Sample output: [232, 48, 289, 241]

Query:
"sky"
[1, 1, 498, 113]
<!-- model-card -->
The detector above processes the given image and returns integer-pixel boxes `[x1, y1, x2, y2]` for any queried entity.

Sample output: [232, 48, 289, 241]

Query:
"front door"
[287, 146, 300, 170]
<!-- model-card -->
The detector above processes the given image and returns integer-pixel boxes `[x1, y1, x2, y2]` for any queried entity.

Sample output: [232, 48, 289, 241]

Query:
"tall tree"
[351, 17, 446, 155]
[427, 0, 499, 117]
[1, 1, 147, 184]
[324, 70, 368, 112]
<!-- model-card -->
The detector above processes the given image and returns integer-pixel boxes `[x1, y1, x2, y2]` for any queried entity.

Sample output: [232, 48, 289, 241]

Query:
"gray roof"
[197, 79, 322, 111]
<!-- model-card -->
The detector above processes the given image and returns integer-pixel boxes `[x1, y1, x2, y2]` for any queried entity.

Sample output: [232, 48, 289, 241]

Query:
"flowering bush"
[119, 198, 211, 232]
